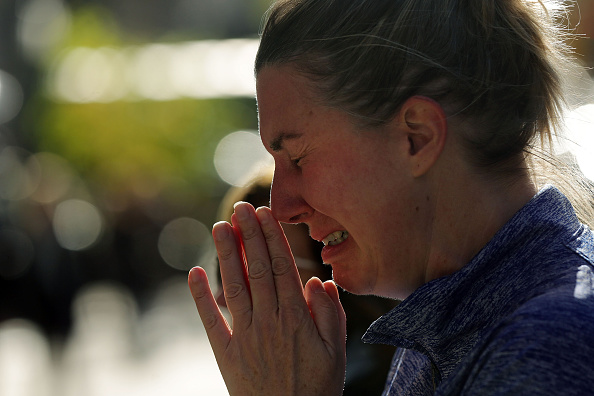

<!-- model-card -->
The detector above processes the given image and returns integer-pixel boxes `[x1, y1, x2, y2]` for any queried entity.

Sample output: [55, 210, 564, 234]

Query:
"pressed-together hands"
[188, 203, 346, 395]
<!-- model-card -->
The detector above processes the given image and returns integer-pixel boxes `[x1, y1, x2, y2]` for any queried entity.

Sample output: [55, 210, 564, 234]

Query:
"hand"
[188, 202, 347, 396]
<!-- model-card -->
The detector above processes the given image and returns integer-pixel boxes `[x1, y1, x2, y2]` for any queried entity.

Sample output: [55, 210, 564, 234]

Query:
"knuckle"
[262, 228, 280, 242]
[201, 312, 219, 330]
[192, 284, 210, 300]
[233, 304, 254, 319]
[241, 225, 260, 241]
[217, 246, 234, 262]
[224, 282, 246, 300]
[271, 256, 293, 276]
[249, 259, 270, 280]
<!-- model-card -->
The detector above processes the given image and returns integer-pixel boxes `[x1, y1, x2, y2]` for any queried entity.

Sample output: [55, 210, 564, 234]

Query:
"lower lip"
[320, 236, 351, 264]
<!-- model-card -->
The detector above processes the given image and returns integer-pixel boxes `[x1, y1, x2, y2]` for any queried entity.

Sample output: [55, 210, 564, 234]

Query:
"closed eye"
[292, 156, 304, 167]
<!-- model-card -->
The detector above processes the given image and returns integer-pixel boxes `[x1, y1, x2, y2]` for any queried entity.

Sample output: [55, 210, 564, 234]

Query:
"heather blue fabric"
[362, 186, 594, 395]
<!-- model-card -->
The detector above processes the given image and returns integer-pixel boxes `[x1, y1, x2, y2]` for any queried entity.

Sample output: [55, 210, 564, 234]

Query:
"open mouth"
[322, 230, 349, 246]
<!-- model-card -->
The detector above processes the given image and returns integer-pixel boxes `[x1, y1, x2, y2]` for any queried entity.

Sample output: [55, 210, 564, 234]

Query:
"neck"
[422, 163, 537, 283]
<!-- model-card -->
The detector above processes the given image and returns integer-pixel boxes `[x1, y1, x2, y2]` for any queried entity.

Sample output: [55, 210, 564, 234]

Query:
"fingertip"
[323, 280, 339, 298]
[233, 200, 251, 210]
[188, 266, 208, 297]
[188, 266, 204, 283]
[212, 221, 231, 241]
[255, 206, 272, 225]
[305, 277, 344, 348]
[323, 280, 345, 320]
[233, 201, 253, 221]
[306, 276, 326, 294]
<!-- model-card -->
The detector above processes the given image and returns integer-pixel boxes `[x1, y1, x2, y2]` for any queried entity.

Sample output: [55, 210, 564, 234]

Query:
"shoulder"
[496, 287, 594, 345]
[444, 286, 594, 395]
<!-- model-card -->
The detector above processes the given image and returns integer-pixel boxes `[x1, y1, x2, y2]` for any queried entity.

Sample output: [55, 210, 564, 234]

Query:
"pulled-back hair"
[256, 0, 594, 225]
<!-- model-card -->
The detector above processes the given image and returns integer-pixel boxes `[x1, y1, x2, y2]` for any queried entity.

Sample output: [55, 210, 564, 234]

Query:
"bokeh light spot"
[0, 319, 51, 396]
[17, 0, 71, 62]
[0, 146, 39, 201]
[214, 131, 272, 187]
[28, 152, 74, 204]
[0, 70, 24, 124]
[158, 217, 213, 271]
[130, 44, 178, 101]
[51, 47, 128, 103]
[53, 199, 103, 251]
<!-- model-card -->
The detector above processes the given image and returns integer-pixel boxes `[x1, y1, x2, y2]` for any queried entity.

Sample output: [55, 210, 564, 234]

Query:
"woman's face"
[256, 66, 430, 299]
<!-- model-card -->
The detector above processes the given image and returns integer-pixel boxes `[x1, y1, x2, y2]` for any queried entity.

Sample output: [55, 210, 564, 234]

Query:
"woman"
[189, 0, 594, 394]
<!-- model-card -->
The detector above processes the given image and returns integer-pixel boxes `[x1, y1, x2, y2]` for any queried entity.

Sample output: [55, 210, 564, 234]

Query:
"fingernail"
[189, 267, 202, 284]
[256, 207, 270, 224]
[311, 278, 326, 294]
[212, 222, 230, 241]
[234, 202, 250, 221]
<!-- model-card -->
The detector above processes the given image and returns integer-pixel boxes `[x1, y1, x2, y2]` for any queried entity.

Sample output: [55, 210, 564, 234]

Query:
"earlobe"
[400, 96, 448, 177]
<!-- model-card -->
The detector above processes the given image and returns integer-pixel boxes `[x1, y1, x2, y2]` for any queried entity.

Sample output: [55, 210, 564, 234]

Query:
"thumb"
[304, 277, 346, 354]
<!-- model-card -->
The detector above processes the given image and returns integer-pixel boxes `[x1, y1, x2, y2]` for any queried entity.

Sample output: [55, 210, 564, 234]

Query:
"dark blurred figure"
[215, 165, 398, 395]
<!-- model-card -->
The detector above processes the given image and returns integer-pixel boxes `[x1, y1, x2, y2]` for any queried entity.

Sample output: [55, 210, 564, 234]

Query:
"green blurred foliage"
[62, 5, 123, 48]
[24, 4, 259, 224]
[33, 98, 257, 192]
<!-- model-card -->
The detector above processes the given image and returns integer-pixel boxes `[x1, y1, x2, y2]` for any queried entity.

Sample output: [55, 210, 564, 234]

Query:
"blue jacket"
[362, 186, 594, 395]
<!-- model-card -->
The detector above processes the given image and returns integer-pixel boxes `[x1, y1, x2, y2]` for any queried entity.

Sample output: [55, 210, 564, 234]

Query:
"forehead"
[256, 65, 310, 106]
[256, 66, 317, 147]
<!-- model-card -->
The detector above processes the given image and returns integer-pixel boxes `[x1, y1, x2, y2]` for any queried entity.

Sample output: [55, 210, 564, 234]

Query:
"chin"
[331, 268, 373, 295]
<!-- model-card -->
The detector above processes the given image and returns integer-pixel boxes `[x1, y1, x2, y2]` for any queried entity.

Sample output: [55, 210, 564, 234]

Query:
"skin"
[189, 207, 346, 395]
[214, 223, 328, 307]
[258, 66, 440, 298]
[188, 65, 538, 395]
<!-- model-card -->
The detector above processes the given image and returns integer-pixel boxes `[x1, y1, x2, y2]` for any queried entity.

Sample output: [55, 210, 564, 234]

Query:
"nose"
[270, 166, 313, 224]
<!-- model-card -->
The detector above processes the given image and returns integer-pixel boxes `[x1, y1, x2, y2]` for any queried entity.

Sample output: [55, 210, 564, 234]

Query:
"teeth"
[322, 231, 349, 246]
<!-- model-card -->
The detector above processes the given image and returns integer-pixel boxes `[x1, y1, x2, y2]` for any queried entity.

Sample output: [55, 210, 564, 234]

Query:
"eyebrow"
[269, 131, 303, 152]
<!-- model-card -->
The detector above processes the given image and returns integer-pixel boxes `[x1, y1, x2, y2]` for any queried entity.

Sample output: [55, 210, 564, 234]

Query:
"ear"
[398, 96, 448, 177]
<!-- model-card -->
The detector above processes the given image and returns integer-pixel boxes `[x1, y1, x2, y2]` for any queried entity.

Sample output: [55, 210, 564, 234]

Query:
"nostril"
[288, 211, 310, 223]
[289, 214, 303, 223]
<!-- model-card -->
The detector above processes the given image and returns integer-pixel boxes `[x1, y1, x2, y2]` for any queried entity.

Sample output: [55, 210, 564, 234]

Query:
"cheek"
[303, 152, 386, 211]
[303, 165, 354, 209]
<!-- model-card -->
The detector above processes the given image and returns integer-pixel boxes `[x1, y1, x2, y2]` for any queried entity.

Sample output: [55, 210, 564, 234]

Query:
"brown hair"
[256, 0, 594, 225]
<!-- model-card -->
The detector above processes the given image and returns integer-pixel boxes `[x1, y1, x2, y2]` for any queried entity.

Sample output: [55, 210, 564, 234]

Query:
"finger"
[323, 280, 347, 347]
[188, 266, 231, 355]
[213, 221, 253, 324]
[255, 206, 305, 306]
[232, 202, 278, 312]
[304, 278, 345, 355]
[229, 222, 250, 292]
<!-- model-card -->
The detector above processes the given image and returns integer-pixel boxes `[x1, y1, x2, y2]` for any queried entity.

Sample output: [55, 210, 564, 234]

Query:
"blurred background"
[0, 1, 592, 395]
